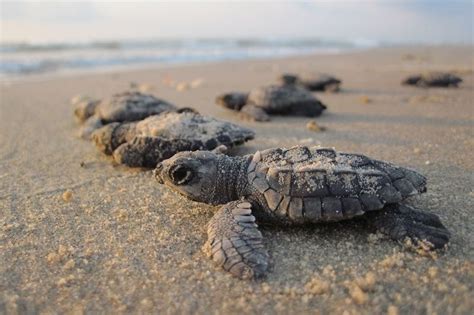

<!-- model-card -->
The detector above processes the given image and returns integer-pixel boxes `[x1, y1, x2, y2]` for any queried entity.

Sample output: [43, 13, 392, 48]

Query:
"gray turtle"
[73, 91, 189, 139]
[155, 146, 450, 279]
[216, 83, 327, 122]
[279, 73, 342, 92]
[92, 111, 255, 168]
[402, 72, 462, 87]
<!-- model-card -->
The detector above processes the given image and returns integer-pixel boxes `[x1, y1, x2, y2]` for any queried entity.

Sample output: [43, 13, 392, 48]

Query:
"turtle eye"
[169, 165, 193, 185]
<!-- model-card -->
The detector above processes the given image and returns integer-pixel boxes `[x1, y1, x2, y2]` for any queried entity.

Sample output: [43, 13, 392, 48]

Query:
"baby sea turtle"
[216, 83, 327, 122]
[92, 111, 255, 168]
[155, 146, 450, 279]
[73, 91, 189, 139]
[402, 72, 462, 87]
[279, 73, 342, 92]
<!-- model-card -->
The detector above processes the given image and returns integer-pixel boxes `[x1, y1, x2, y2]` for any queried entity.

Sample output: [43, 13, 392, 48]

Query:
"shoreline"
[2, 44, 471, 85]
[1, 45, 473, 314]
[0, 47, 348, 84]
[1, 48, 348, 84]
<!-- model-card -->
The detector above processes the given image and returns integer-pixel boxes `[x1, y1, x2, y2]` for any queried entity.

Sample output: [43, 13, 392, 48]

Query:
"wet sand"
[1, 46, 473, 314]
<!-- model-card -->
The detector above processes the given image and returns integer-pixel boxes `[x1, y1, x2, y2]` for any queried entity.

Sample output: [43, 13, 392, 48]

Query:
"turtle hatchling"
[279, 73, 342, 92]
[72, 91, 192, 139]
[402, 72, 462, 88]
[92, 111, 255, 168]
[155, 145, 450, 279]
[216, 82, 327, 122]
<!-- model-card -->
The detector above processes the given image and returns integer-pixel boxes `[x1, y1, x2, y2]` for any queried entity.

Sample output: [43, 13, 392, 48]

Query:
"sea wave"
[0, 38, 379, 77]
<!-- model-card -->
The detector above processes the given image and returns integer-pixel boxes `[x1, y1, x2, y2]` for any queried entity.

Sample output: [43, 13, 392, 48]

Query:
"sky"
[0, 0, 473, 44]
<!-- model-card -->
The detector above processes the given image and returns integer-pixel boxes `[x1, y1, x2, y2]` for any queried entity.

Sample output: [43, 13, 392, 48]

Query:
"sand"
[1, 46, 473, 314]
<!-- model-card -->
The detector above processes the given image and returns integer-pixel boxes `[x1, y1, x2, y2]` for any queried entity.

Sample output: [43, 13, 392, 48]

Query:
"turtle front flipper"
[366, 204, 450, 249]
[72, 96, 100, 123]
[204, 200, 269, 279]
[113, 136, 198, 168]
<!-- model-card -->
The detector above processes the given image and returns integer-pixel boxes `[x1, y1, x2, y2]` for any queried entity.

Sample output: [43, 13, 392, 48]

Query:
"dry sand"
[1, 46, 473, 314]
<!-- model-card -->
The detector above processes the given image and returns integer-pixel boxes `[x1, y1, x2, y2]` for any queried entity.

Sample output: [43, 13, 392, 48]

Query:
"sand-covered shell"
[73, 91, 177, 123]
[134, 111, 255, 147]
[247, 146, 426, 222]
[402, 72, 462, 87]
[96, 91, 177, 123]
[279, 73, 341, 92]
[92, 111, 255, 167]
[247, 85, 326, 114]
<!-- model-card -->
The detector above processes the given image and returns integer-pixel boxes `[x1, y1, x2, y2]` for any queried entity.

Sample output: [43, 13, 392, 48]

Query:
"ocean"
[0, 38, 378, 79]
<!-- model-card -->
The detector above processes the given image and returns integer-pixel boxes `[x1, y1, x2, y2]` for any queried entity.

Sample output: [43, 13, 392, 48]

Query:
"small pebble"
[115, 209, 128, 222]
[57, 275, 75, 287]
[387, 305, 399, 315]
[261, 283, 271, 294]
[359, 95, 372, 104]
[306, 120, 326, 132]
[162, 77, 176, 87]
[58, 244, 72, 257]
[428, 267, 438, 278]
[190, 78, 204, 88]
[46, 252, 60, 264]
[62, 190, 73, 202]
[349, 285, 368, 304]
[138, 84, 154, 93]
[176, 82, 190, 92]
[63, 259, 75, 270]
[57, 278, 68, 286]
[140, 298, 153, 308]
[304, 277, 330, 295]
[356, 271, 377, 291]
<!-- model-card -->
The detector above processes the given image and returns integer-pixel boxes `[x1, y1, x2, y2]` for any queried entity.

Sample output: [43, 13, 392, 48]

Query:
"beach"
[1, 45, 473, 314]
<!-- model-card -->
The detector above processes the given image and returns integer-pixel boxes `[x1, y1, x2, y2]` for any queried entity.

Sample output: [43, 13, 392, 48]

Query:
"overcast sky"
[1, 0, 473, 44]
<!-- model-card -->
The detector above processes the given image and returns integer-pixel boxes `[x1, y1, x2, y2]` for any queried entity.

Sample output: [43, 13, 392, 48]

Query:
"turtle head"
[402, 75, 422, 85]
[154, 151, 221, 204]
[278, 73, 299, 86]
[215, 92, 248, 111]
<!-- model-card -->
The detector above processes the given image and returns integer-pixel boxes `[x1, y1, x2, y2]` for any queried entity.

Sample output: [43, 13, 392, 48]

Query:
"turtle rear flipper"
[240, 104, 270, 121]
[324, 82, 340, 92]
[92, 122, 136, 155]
[204, 200, 269, 279]
[366, 204, 450, 249]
